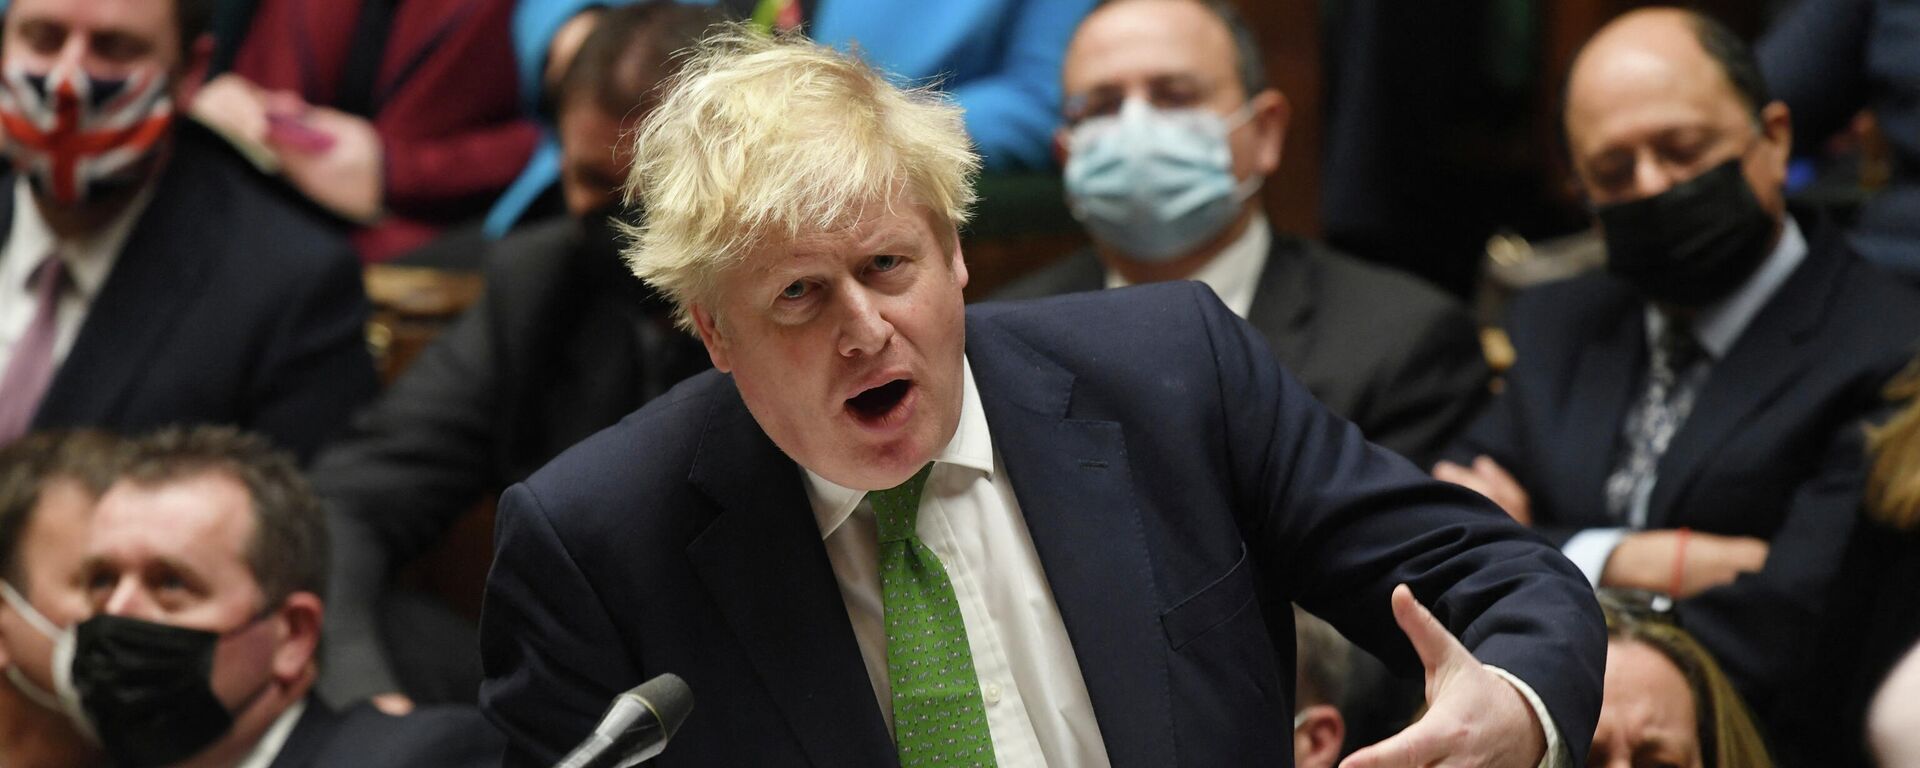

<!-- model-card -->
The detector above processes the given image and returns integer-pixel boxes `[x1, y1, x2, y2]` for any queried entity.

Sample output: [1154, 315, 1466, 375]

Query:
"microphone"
[553, 673, 695, 768]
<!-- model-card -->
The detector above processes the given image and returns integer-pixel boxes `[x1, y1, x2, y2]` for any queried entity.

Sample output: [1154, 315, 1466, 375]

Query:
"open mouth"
[846, 379, 913, 424]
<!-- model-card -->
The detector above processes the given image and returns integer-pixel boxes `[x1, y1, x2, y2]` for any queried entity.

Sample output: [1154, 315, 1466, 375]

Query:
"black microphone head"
[632, 673, 694, 741]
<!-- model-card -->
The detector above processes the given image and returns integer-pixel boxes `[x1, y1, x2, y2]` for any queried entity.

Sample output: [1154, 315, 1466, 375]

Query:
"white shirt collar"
[4, 177, 155, 299]
[233, 698, 307, 768]
[1647, 214, 1808, 358]
[1104, 213, 1271, 319]
[804, 355, 996, 540]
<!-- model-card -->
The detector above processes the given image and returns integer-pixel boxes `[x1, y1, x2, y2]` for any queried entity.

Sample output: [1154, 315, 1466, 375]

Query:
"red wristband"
[1669, 526, 1691, 598]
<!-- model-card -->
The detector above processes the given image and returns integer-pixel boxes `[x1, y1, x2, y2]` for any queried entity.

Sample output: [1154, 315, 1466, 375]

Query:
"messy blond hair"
[622, 26, 981, 331]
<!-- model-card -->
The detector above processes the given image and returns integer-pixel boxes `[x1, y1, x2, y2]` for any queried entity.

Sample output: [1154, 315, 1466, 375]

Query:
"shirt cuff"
[1485, 664, 1570, 768]
[1561, 528, 1630, 587]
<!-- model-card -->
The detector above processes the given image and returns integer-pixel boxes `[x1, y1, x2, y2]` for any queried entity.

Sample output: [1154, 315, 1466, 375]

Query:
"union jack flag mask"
[0, 62, 174, 206]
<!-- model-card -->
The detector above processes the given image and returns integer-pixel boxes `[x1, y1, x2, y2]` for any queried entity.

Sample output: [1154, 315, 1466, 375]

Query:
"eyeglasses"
[1597, 587, 1679, 627]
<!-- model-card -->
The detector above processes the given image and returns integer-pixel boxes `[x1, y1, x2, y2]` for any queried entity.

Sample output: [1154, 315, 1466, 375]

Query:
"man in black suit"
[0, 0, 376, 462]
[64, 426, 502, 768]
[1436, 9, 1920, 762]
[481, 28, 1605, 768]
[996, 0, 1487, 467]
[305, 3, 718, 713]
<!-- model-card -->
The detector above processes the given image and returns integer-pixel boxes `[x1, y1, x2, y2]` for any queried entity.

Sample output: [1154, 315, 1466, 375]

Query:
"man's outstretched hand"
[1340, 585, 1549, 768]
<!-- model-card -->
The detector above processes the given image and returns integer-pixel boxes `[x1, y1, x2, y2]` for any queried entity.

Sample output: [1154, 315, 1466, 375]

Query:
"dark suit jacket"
[479, 282, 1605, 767]
[11, 121, 378, 463]
[1447, 224, 1920, 756]
[308, 215, 708, 703]
[994, 237, 1488, 467]
[268, 697, 504, 768]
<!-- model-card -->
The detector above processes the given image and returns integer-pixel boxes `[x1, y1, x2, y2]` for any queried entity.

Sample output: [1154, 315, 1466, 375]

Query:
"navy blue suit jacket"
[268, 697, 504, 767]
[478, 282, 1605, 767]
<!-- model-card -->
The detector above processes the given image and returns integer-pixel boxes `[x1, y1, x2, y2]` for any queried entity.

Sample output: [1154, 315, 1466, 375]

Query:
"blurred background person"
[1437, 9, 1920, 760]
[73, 426, 503, 768]
[0, 431, 123, 768]
[0, 0, 378, 461]
[999, 0, 1487, 468]
[1872, 641, 1920, 768]
[1290, 607, 1348, 768]
[307, 1, 719, 714]
[1758, 0, 1920, 280]
[1590, 591, 1774, 768]
[192, 0, 535, 263]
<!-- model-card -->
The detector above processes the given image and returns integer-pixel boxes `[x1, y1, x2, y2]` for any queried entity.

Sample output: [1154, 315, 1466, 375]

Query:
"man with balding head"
[1000, 0, 1487, 467]
[1438, 8, 1920, 759]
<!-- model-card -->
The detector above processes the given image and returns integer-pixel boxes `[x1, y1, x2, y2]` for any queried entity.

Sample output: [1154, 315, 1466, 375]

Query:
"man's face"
[558, 98, 635, 218]
[1563, 12, 1790, 214]
[2, 0, 183, 81]
[1059, 0, 1284, 191]
[81, 473, 287, 714]
[691, 198, 969, 491]
[0, 479, 97, 694]
[1588, 639, 1703, 768]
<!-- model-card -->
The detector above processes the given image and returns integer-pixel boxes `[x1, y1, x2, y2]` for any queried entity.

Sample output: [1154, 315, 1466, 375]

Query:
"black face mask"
[1596, 158, 1778, 308]
[71, 614, 246, 767]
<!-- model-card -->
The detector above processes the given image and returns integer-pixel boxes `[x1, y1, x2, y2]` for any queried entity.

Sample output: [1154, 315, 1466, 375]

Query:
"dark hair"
[0, 431, 129, 588]
[116, 427, 327, 607]
[1292, 605, 1351, 709]
[176, 0, 214, 56]
[554, 2, 729, 122]
[1098, 0, 1269, 96]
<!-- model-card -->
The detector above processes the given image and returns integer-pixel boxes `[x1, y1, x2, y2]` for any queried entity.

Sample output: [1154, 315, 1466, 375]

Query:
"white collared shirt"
[1104, 213, 1271, 318]
[233, 699, 307, 768]
[0, 178, 154, 376]
[804, 358, 1568, 768]
[1561, 215, 1811, 585]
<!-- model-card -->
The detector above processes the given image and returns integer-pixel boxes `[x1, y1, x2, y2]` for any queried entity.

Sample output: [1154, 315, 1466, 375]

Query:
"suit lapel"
[1561, 287, 1645, 524]
[1245, 236, 1316, 366]
[966, 315, 1177, 768]
[683, 384, 899, 768]
[1647, 234, 1844, 526]
[31, 143, 220, 429]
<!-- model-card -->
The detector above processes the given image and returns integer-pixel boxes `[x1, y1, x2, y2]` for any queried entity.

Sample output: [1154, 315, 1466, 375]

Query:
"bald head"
[1561, 8, 1790, 216]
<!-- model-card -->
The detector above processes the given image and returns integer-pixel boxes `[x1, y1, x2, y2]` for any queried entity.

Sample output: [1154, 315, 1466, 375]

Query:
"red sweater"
[233, 0, 538, 262]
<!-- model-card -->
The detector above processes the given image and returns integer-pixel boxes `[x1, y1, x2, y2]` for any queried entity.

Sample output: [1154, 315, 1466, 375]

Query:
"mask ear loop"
[0, 580, 79, 715]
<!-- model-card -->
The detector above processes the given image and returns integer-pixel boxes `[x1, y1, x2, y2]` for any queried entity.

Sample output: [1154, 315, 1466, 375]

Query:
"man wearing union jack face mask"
[0, 0, 376, 463]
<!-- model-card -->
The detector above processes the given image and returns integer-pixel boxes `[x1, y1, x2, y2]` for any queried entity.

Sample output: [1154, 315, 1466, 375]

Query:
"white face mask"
[0, 580, 97, 741]
[1293, 710, 1309, 731]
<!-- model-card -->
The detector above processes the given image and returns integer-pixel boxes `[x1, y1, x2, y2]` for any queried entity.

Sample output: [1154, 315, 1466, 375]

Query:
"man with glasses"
[998, 0, 1488, 468]
[1434, 8, 1920, 763]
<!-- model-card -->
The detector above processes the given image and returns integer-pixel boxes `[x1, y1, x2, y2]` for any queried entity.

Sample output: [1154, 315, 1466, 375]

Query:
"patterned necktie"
[868, 464, 998, 768]
[0, 254, 69, 443]
[1604, 321, 1709, 527]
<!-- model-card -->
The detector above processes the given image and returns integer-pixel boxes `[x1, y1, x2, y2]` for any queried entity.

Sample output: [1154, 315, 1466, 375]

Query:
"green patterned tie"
[868, 464, 998, 767]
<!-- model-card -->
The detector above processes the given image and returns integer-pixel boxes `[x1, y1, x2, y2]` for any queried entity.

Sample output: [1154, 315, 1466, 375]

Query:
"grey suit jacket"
[995, 235, 1488, 466]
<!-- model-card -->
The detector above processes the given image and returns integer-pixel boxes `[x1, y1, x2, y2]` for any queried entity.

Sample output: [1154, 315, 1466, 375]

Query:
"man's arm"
[480, 482, 640, 767]
[245, 246, 380, 464]
[307, 295, 509, 705]
[1191, 287, 1606, 764]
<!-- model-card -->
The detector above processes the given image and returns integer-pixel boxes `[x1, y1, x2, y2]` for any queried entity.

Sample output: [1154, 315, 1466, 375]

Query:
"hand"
[264, 101, 384, 223]
[370, 692, 415, 715]
[1340, 585, 1546, 768]
[1433, 456, 1532, 526]
[1602, 530, 1768, 598]
[190, 74, 271, 146]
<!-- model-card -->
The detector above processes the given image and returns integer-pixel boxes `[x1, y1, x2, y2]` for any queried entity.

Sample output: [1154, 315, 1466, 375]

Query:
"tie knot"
[868, 464, 933, 544]
[27, 254, 68, 299]
[1654, 321, 1704, 375]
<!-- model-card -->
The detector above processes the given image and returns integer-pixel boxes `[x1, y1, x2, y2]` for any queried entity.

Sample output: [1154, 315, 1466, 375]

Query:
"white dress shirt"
[805, 358, 1569, 768]
[0, 178, 153, 376]
[1104, 212, 1271, 318]
[1560, 215, 1810, 585]
[233, 699, 307, 768]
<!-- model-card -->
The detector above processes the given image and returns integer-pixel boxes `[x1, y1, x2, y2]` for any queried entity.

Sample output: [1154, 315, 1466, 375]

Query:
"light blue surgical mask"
[1063, 97, 1263, 263]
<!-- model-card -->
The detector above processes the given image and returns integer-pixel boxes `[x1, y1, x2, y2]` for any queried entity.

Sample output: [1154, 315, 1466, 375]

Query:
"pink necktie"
[0, 254, 70, 443]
